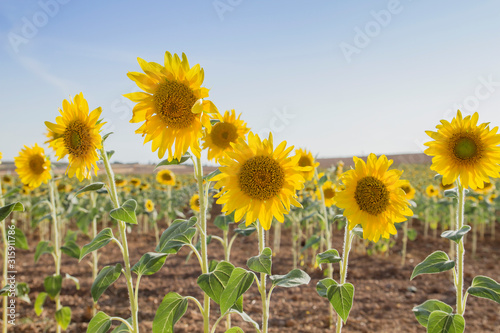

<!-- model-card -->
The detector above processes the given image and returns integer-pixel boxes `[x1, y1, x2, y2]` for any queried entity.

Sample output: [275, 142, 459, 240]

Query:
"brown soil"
[11, 212, 500, 333]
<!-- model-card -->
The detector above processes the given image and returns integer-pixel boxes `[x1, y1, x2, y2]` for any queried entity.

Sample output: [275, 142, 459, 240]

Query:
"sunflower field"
[1, 52, 499, 333]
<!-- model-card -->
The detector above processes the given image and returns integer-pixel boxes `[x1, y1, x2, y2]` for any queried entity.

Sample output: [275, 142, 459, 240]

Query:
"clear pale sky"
[1, 0, 500, 164]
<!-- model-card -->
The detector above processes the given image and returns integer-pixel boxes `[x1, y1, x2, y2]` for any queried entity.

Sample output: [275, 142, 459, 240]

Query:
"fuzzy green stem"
[257, 223, 269, 333]
[194, 156, 210, 333]
[90, 182, 99, 317]
[100, 147, 139, 333]
[336, 224, 354, 333]
[0, 177, 8, 333]
[456, 183, 465, 315]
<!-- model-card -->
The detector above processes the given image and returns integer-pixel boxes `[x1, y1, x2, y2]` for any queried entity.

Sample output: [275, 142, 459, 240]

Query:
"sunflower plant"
[410, 110, 500, 333]
[316, 154, 413, 332]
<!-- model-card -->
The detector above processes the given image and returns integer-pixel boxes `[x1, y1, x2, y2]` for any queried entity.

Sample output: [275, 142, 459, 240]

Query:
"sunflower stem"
[195, 156, 210, 333]
[89, 178, 99, 317]
[456, 182, 466, 316]
[100, 147, 139, 333]
[0, 177, 9, 333]
[48, 179, 62, 333]
[336, 223, 354, 333]
[257, 223, 269, 333]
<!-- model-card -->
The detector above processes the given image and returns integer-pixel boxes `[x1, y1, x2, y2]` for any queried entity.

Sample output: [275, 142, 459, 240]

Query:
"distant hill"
[0, 153, 431, 176]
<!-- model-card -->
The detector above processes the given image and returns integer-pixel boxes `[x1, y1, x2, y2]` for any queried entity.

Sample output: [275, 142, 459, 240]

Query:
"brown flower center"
[239, 155, 285, 200]
[29, 154, 46, 175]
[298, 156, 312, 167]
[162, 173, 172, 181]
[355, 176, 389, 216]
[64, 120, 92, 157]
[324, 187, 336, 200]
[154, 81, 197, 129]
[210, 122, 238, 149]
[450, 132, 482, 164]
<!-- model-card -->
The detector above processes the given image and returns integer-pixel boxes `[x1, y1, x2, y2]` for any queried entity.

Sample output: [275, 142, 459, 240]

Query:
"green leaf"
[197, 261, 235, 304]
[71, 182, 105, 199]
[44, 275, 62, 299]
[316, 278, 337, 298]
[441, 226, 471, 244]
[0, 285, 8, 296]
[87, 311, 112, 333]
[225, 327, 244, 333]
[34, 292, 47, 316]
[410, 251, 455, 280]
[156, 154, 191, 169]
[327, 282, 355, 322]
[35, 241, 54, 262]
[55, 306, 72, 330]
[65, 273, 80, 290]
[467, 275, 500, 305]
[152, 292, 188, 333]
[61, 240, 81, 259]
[92, 264, 122, 302]
[351, 226, 363, 238]
[16, 282, 31, 303]
[0, 202, 24, 221]
[270, 269, 311, 288]
[156, 217, 197, 254]
[203, 169, 221, 181]
[13, 227, 29, 250]
[110, 199, 138, 225]
[412, 299, 453, 328]
[214, 212, 235, 231]
[111, 318, 132, 333]
[132, 252, 168, 277]
[316, 249, 341, 266]
[1, 187, 20, 199]
[427, 311, 465, 333]
[228, 309, 260, 331]
[247, 247, 272, 275]
[234, 225, 256, 237]
[444, 189, 458, 198]
[80, 228, 114, 261]
[318, 175, 328, 186]
[101, 132, 113, 144]
[220, 268, 255, 314]
[107, 150, 115, 160]
[301, 235, 320, 253]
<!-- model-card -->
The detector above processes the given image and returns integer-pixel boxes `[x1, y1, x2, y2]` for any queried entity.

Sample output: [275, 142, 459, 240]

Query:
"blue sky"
[1, 0, 500, 164]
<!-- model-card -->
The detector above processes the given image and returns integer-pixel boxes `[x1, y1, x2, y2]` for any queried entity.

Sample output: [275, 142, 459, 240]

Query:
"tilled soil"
[10, 213, 500, 333]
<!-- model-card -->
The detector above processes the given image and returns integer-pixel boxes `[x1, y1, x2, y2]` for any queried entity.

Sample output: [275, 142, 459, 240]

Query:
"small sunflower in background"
[145, 199, 155, 213]
[335, 154, 413, 243]
[475, 181, 495, 195]
[140, 182, 150, 191]
[295, 148, 319, 182]
[130, 177, 141, 187]
[21, 184, 32, 195]
[316, 180, 337, 207]
[203, 110, 249, 163]
[213, 132, 304, 230]
[14, 144, 52, 189]
[425, 184, 439, 197]
[2, 175, 13, 186]
[45, 93, 105, 182]
[115, 178, 128, 187]
[156, 169, 176, 186]
[439, 181, 454, 192]
[57, 181, 71, 193]
[125, 51, 217, 161]
[190, 194, 200, 212]
[425, 110, 500, 190]
[487, 193, 497, 204]
[399, 180, 416, 200]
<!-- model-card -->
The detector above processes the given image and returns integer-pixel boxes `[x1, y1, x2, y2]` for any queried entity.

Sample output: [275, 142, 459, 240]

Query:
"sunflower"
[125, 51, 217, 161]
[14, 144, 52, 189]
[45, 93, 104, 182]
[130, 177, 141, 187]
[439, 181, 454, 192]
[213, 132, 304, 230]
[57, 182, 70, 193]
[21, 185, 32, 195]
[399, 180, 416, 200]
[156, 169, 176, 186]
[475, 181, 495, 194]
[203, 110, 249, 163]
[140, 182, 150, 191]
[2, 175, 13, 186]
[425, 110, 500, 190]
[190, 194, 200, 212]
[295, 148, 319, 182]
[335, 154, 413, 242]
[115, 179, 128, 187]
[316, 180, 337, 207]
[425, 185, 439, 197]
[145, 199, 155, 213]
[487, 193, 497, 204]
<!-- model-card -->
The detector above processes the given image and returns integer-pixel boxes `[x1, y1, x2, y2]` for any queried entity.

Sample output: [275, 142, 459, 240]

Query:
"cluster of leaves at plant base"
[410, 226, 500, 333]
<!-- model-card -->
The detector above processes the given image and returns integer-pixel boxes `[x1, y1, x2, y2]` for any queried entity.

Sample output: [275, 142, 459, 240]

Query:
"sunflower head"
[425, 110, 500, 190]
[213, 132, 304, 230]
[130, 177, 141, 187]
[115, 178, 128, 187]
[14, 144, 52, 189]
[125, 52, 218, 161]
[203, 110, 249, 163]
[475, 181, 495, 194]
[439, 181, 454, 192]
[335, 154, 413, 242]
[2, 175, 13, 185]
[295, 148, 319, 181]
[45, 93, 104, 182]
[316, 180, 337, 207]
[145, 199, 155, 213]
[190, 194, 200, 212]
[156, 169, 176, 186]
[399, 180, 416, 200]
[425, 184, 439, 197]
